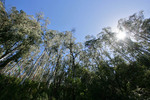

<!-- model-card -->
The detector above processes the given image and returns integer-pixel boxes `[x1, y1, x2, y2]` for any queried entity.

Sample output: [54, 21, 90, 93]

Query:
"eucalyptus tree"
[1, 4, 150, 99]
[44, 30, 67, 87]
[117, 11, 150, 60]
[84, 35, 108, 69]
[85, 11, 150, 66]
[0, 2, 43, 70]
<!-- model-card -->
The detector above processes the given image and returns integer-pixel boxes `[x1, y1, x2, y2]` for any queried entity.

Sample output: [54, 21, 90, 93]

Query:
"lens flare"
[116, 31, 126, 40]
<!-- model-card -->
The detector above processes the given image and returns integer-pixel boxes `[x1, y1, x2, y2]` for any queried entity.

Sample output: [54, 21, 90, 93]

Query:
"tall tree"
[0, 3, 43, 70]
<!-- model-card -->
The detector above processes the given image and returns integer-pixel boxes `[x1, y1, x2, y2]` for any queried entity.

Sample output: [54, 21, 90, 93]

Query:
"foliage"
[0, 2, 150, 99]
[0, 1, 43, 69]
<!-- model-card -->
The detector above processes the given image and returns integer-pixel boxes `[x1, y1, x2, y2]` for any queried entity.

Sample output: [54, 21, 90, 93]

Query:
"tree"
[0, 2, 43, 70]
[1, 7, 150, 99]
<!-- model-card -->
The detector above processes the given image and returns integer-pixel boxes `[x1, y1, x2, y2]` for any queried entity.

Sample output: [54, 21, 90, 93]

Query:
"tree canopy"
[0, 1, 150, 100]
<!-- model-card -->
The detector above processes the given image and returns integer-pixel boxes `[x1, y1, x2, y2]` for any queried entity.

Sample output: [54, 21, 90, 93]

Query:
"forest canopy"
[0, 1, 150, 100]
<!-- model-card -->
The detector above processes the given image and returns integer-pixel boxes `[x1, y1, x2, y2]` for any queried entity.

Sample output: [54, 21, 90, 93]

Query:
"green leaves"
[0, 2, 45, 68]
[0, 3, 150, 99]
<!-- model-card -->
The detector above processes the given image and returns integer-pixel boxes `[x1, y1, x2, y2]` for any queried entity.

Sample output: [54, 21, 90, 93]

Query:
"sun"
[113, 28, 126, 40]
[116, 31, 126, 40]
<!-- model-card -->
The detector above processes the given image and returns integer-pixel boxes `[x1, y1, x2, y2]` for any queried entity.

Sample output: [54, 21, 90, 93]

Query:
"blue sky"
[5, 0, 150, 42]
